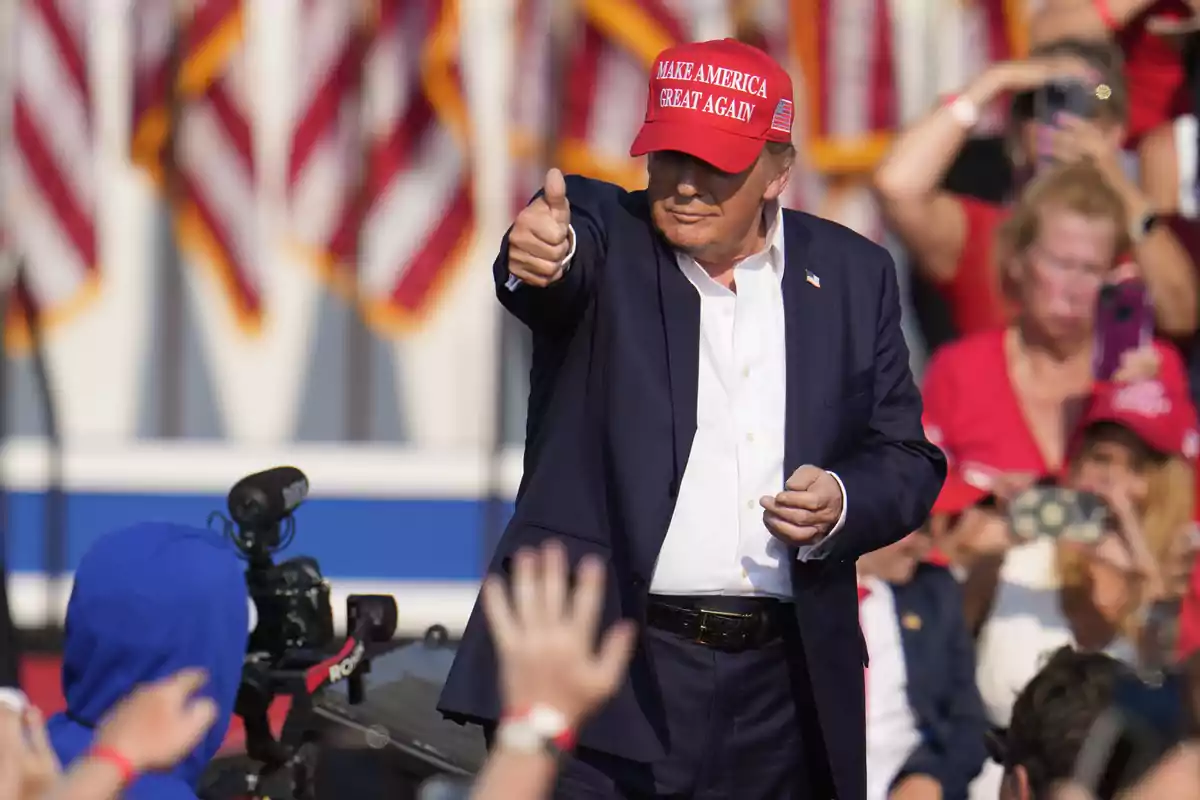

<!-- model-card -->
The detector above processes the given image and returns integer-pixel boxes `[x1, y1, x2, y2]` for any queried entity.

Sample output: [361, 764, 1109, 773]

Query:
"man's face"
[646, 148, 792, 266]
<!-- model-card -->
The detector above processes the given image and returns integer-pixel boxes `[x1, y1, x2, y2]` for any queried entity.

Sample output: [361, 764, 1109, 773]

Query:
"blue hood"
[48, 522, 249, 799]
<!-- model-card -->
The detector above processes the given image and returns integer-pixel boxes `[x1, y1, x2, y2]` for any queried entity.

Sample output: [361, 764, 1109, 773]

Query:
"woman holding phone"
[922, 160, 1196, 630]
[922, 162, 1186, 530]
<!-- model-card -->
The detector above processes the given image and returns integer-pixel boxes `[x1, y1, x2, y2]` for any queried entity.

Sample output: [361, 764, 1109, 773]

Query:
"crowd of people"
[862, 1, 1200, 797]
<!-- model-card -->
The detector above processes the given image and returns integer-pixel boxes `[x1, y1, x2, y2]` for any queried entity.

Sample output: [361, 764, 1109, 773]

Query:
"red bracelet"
[501, 705, 578, 752]
[87, 746, 138, 784]
[1093, 0, 1119, 30]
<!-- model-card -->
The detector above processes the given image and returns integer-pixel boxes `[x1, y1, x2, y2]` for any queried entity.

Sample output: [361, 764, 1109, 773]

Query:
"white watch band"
[948, 96, 980, 130]
[496, 704, 571, 756]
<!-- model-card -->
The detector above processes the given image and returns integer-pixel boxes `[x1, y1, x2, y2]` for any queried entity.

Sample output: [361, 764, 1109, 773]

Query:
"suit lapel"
[656, 230, 700, 493]
[781, 216, 831, 471]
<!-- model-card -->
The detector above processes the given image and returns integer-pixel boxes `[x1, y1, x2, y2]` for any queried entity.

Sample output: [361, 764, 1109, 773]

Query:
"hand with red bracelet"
[482, 540, 637, 733]
[89, 668, 218, 778]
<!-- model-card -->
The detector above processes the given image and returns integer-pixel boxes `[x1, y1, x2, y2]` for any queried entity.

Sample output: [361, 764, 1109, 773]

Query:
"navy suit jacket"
[438, 175, 947, 800]
[887, 564, 988, 800]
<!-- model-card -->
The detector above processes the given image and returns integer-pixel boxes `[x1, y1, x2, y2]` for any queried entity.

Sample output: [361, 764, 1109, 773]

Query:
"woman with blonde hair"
[922, 160, 1189, 570]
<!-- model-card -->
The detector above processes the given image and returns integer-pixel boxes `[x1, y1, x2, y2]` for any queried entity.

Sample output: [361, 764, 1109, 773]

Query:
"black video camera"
[201, 467, 401, 800]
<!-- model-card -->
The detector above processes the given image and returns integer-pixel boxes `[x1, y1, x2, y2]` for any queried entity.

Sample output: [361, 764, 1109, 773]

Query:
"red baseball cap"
[630, 38, 795, 174]
[932, 463, 998, 516]
[1076, 379, 1200, 461]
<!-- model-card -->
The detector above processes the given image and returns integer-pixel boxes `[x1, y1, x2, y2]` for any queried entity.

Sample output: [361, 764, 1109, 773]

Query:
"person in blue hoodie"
[47, 521, 249, 799]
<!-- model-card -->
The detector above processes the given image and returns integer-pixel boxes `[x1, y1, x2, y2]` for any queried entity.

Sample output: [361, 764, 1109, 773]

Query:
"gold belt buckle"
[694, 608, 753, 646]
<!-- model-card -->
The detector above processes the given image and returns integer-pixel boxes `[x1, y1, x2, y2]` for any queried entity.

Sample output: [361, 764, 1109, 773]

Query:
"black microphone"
[227, 466, 309, 530]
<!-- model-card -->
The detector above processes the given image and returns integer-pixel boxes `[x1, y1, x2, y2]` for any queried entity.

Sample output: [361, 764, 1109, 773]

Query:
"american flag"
[791, 0, 897, 174]
[130, 0, 260, 330]
[287, 0, 368, 292]
[933, 0, 1027, 135]
[558, 0, 685, 191]
[288, 0, 474, 332]
[510, 0, 555, 208]
[5, 0, 97, 348]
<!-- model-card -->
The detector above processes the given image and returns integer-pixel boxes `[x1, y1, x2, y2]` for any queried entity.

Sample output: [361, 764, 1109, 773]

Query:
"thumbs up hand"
[507, 168, 573, 287]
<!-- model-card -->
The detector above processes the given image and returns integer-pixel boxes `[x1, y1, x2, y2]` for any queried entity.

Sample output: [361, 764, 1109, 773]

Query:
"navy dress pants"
[552, 610, 834, 799]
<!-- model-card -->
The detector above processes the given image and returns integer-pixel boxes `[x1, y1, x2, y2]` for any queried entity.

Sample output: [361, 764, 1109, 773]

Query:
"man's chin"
[658, 225, 715, 259]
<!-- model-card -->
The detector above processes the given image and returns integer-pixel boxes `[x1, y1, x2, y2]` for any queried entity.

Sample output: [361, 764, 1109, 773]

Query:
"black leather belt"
[645, 595, 789, 652]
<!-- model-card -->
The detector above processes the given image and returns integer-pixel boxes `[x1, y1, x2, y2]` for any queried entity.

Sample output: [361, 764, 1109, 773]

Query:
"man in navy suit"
[857, 531, 987, 800]
[439, 37, 946, 799]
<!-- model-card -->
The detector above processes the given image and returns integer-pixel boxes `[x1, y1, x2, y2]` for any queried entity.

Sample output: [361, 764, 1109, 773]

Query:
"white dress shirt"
[859, 576, 923, 800]
[509, 205, 848, 599]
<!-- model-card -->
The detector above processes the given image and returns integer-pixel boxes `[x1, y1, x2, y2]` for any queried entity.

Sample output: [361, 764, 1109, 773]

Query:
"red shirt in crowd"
[923, 329, 1055, 508]
[940, 196, 1012, 336]
[1119, 0, 1191, 145]
[922, 328, 1187, 511]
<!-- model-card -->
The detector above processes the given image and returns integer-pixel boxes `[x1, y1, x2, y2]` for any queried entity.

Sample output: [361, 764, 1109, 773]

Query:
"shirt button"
[745, 432, 755, 442]
[746, 499, 756, 510]
[742, 366, 750, 378]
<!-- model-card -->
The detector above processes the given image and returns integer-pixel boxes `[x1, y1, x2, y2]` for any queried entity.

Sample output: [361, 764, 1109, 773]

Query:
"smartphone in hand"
[1093, 279, 1153, 382]
[1033, 81, 1101, 170]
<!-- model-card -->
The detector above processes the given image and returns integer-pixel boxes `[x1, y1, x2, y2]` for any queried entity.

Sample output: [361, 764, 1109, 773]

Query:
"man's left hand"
[889, 774, 943, 800]
[760, 465, 844, 546]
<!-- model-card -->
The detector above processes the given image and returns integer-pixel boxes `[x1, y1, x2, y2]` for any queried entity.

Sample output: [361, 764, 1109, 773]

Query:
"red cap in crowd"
[931, 462, 999, 516]
[1076, 379, 1200, 461]
[630, 38, 795, 174]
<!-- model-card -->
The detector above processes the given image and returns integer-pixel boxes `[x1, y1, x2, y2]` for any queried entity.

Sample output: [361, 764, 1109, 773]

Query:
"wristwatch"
[1130, 210, 1162, 244]
[496, 704, 576, 757]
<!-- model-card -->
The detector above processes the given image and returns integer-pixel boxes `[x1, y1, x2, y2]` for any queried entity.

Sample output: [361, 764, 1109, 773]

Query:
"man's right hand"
[507, 168, 573, 288]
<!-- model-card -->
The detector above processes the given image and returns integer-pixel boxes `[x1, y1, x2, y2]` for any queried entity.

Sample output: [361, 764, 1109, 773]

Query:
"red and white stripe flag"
[130, 0, 260, 330]
[5, 0, 97, 347]
[286, 0, 368, 287]
[558, 0, 686, 191]
[511, 0, 556, 208]
[792, 0, 897, 175]
[935, 0, 1028, 134]
[288, 0, 475, 332]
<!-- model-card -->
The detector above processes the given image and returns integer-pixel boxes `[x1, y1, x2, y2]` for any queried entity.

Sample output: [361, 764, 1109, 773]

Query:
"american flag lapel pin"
[805, 270, 821, 289]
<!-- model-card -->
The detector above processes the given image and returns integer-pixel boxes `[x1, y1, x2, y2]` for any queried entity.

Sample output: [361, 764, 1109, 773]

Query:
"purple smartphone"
[1093, 279, 1152, 381]
[1034, 81, 1098, 171]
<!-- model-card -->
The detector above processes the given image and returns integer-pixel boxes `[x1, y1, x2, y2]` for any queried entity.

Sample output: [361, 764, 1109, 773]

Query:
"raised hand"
[992, 55, 1099, 93]
[482, 540, 635, 730]
[507, 168, 573, 288]
[92, 669, 219, 774]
